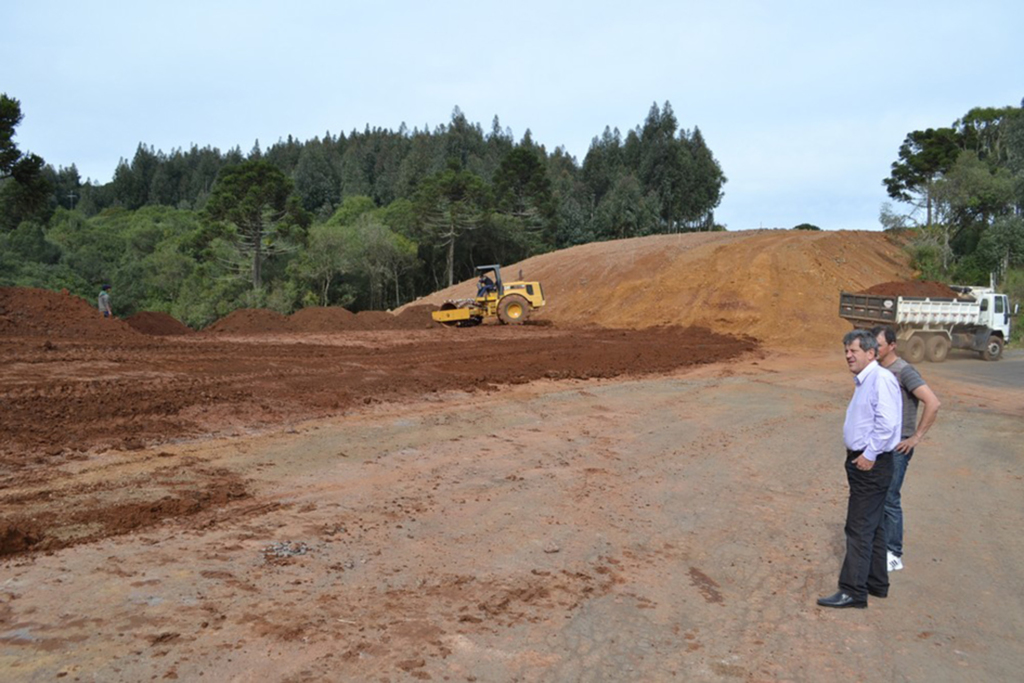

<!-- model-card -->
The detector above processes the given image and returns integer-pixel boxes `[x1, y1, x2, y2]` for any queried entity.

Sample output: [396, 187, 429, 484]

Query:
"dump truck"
[431, 264, 545, 327]
[838, 286, 1014, 362]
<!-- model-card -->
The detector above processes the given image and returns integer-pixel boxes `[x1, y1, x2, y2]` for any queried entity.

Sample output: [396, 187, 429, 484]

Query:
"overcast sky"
[4, 0, 1021, 231]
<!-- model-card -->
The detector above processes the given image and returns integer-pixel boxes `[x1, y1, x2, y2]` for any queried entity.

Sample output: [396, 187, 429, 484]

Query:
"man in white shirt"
[818, 329, 902, 609]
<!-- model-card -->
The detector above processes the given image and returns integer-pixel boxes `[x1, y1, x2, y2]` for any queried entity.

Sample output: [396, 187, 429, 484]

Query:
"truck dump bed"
[838, 293, 980, 327]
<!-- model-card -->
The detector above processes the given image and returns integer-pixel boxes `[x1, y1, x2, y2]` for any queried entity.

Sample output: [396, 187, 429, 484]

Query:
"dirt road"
[2, 333, 1021, 682]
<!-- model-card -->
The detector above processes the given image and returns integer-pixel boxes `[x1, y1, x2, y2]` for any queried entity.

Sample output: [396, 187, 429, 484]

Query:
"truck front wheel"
[925, 335, 950, 363]
[982, 336, 1004, 361]
[903, 336, 926, 364]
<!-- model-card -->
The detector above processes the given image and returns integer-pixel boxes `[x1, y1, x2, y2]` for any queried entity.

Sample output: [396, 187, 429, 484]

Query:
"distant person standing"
[872, 326, 941, 573]
[98, 284, 113, 318]
[818, 329, 902, 609]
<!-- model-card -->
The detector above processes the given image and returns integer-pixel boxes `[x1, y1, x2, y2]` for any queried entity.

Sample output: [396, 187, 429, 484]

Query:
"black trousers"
[838, 450, 894, 600]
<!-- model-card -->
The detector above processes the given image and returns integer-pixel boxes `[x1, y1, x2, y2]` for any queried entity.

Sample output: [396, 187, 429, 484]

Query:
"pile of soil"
[204, 308, 293, 334]
[0, 287, 141, 341]
[352, 310, 404, 331]
[392, 304, 437, 329]
[859, 280, 962, 298]
[403, 230, 915, 348]
[288, 306, 358, 332]
[124, 311, 194, 336]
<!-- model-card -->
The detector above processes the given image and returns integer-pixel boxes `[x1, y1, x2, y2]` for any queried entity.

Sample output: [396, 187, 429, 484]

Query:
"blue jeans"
[883, 447, 914, 557]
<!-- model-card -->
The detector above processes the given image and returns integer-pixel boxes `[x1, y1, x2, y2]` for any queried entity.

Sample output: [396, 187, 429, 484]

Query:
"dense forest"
[0, 97, 726, 327]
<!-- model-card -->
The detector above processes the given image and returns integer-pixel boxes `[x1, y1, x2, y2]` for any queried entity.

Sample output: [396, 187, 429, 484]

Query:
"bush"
[906, 236, 945, 281]
[1003, 267, 1024, 347]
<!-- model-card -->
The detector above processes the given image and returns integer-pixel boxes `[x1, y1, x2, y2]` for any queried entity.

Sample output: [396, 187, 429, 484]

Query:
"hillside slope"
[405, 230, 912, 347]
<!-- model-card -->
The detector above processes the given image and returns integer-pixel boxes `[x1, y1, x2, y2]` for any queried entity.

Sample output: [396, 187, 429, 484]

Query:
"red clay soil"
[0, 462, 247, 555]
[206, 306, 427, 334]
[859, 280, 963, 298]
[0, 325, 756, 555]
[352, 309, 404, 330]
[0, 287, 142, 341]
[124, 311, 194, 336]
[403, 230, 916, 348]
[389, 303, 437, 329]
[287, 306, 358, 332]
[203, 308, 293, 334]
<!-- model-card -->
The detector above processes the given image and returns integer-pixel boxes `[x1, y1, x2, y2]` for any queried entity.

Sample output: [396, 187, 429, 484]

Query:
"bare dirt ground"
[2, 231, 1022, 681]
[2, 340, 1022, 682]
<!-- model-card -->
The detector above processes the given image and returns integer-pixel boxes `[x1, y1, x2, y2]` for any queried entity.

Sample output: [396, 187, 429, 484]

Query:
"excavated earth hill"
[403, 229, 914, 347]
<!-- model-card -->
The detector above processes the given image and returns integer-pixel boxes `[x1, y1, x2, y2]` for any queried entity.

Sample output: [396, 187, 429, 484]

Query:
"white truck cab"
[952, 286, 1012, 341]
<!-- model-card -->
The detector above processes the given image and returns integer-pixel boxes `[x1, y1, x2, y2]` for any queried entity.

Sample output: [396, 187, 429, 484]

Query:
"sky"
[4, 0, 1022, 231]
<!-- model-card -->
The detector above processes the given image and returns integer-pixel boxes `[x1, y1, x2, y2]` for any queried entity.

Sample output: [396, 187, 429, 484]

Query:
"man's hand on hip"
[853, 455, 875, 471]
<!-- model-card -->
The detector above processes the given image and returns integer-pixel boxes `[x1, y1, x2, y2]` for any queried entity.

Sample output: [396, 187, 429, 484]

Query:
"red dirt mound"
[352, 310, 403, 331]
[288, 306, 358, 332]
[402, 230, 915, 348]
[125, 311, 194, 336]
[205, 308, 293, 334]
[0, 287, 141, 341]
[859, 280, 962, 298]
[392, 304, 437, 330]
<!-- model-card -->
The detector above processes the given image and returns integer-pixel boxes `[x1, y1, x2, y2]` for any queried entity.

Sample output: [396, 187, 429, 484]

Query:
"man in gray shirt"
[873, 326, 942, 573]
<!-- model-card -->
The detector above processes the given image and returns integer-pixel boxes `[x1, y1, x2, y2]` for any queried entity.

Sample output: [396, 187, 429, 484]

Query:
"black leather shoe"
[817, 591, 867, 608]
[867, 588, 888, 598]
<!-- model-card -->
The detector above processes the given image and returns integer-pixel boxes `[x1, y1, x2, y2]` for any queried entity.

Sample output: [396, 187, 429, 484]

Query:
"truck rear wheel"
[925, 335, 950, 363]
[903, 335, 926, 364]
[498, 294, 530, 325]
[982, 335, 1003, 361]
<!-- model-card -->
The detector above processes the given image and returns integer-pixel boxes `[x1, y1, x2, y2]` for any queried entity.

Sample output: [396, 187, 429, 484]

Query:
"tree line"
[1, 97, 726, 327]
[881, 100, 1024, 298]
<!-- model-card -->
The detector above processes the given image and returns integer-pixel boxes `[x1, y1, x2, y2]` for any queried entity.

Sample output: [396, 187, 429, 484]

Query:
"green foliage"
[1003, 267, 1024, 346]
[294, 142, 340, 217]
[204, 160, 311, 290]
[326, 195, 376, 226]
[5, 101, 737, 323]
[346, 214, 418, 310]
[905, 231, 945, 281]
[581, 103, 725, 235]
[792, 223, 821, 231]
[886, 100, 1024, 283]
[170, 260, 250, 329]
[291, 222, 356, 306]
[493, 145, 556, 245]
[6, 220, 60, 263]
[976, 215, 1024, 276]
[934, 151, 1015, 230]
[592, 173, 660, 240]
[884, 128, 961, 207]
[414, 162, 491, 288]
